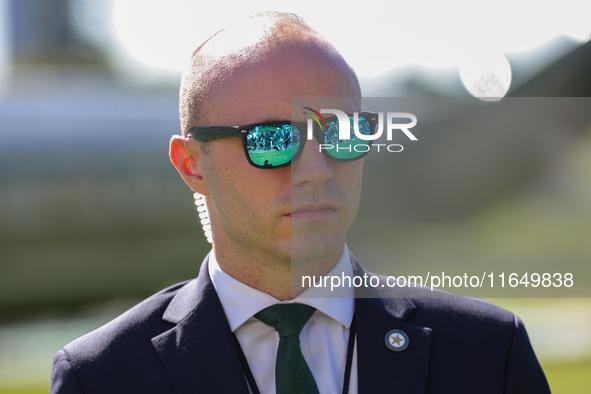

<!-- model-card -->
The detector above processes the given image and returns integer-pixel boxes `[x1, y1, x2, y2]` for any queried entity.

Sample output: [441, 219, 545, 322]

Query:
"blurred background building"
[0, 0, 590, 392]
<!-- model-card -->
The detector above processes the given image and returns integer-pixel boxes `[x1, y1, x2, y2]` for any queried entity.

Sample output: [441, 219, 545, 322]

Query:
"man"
[51, 12, 550, 393]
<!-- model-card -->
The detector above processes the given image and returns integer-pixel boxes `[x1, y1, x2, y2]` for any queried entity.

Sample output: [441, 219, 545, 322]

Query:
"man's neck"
[211, 243, 344, 301]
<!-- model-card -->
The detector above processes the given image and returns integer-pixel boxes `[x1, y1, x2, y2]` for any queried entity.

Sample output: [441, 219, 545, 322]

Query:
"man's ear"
[169, 135, 209, 195]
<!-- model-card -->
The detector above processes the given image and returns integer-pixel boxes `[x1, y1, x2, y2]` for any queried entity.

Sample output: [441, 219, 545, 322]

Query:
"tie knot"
[255, 303, 316, 338]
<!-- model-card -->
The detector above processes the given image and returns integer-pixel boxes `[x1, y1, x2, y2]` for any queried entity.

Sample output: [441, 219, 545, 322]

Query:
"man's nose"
[291, 136, 333, 187]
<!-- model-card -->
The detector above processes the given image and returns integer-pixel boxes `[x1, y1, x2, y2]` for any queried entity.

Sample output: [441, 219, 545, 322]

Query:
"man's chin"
[290, 234, 344, 267]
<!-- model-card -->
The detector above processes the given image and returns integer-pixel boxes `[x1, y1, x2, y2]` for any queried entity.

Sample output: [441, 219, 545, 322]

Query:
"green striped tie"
[255, 303, 320, 394]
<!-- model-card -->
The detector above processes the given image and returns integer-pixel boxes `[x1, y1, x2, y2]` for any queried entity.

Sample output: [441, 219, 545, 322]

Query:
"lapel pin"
[385, 329, 409, 352]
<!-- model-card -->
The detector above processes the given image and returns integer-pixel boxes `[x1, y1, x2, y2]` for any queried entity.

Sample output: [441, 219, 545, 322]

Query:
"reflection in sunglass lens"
[323, 116, 372, 160]
[246, 124, 297, 167]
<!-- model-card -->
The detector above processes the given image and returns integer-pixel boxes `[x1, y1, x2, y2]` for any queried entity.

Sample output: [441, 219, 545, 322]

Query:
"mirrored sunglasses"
[185, 112, 378, 169]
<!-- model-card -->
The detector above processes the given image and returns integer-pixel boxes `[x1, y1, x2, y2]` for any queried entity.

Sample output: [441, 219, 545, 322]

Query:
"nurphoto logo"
[303, 107, 417, 153]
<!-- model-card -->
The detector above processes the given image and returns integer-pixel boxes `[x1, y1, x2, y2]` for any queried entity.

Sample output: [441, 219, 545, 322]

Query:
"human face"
[198, 43, 363, 266]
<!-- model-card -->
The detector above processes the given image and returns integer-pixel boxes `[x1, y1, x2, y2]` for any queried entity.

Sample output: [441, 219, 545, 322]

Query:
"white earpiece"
[194, 193, 212, 243]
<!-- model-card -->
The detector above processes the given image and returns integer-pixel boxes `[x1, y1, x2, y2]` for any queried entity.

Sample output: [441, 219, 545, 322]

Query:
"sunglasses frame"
[185, 111, 379, 169]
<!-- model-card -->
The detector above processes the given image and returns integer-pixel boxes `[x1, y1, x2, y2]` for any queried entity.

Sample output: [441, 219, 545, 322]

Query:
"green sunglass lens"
[246, 124, 298, 167]
[323, 116, 372, 160]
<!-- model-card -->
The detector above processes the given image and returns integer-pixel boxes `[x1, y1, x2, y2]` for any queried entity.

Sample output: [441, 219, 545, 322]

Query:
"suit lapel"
[351, 254, 433, 393]
[151, 256, 250, 394]
[355, 298, 432, 393]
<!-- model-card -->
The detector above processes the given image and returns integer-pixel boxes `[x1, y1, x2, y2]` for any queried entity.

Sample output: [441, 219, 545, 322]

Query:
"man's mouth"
[288, 203, 338, 219]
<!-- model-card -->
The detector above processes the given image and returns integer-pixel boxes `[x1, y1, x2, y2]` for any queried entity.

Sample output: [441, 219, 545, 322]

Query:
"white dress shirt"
[208, 246, 358, 394]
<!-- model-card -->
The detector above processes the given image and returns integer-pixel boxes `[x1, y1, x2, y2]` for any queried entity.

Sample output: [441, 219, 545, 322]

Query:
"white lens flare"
[459, 51, 512, 101]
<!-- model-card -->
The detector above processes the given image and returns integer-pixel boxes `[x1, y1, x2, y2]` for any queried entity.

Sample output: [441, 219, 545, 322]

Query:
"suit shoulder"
[59, 280, 191, 368]
[364, 271, 517, 329]
[410, 295, 516, 328]
[350, 256, 514, 327]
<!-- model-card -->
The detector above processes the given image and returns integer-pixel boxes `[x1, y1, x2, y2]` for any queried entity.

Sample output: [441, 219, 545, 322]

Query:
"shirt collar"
[208, 246, 355, 332]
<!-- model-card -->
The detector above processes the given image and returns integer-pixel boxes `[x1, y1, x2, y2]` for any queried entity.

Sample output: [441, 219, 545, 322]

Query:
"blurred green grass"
[544, 358, 591, 394]
[0, 388, 48, 394]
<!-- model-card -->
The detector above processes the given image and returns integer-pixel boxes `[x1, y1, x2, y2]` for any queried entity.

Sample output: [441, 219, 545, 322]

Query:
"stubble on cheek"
[208, 169, 293, 259]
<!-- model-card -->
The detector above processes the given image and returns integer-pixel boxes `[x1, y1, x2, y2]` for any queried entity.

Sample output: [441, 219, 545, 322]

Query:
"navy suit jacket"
[51, 253, 550, 393]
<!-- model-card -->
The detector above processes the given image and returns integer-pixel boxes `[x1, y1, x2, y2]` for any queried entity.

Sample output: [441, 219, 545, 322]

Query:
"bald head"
[179, 12, 360, 134]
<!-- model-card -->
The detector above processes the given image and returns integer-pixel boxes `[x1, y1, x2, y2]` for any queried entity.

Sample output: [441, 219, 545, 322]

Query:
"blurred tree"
[10, 0, 107, 65]
[509, 39, 591, 97]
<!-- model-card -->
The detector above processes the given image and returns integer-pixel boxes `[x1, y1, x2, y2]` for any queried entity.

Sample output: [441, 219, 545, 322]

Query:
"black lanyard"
[233, 313, 357, 394]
